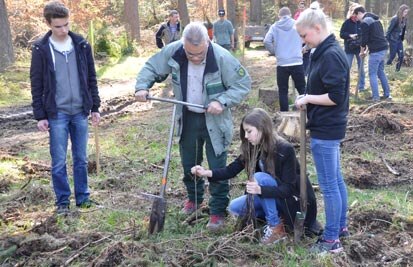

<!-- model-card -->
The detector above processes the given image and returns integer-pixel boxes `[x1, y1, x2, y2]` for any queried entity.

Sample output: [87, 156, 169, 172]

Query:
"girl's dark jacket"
[386, 15, 407, 42]
[30, 31, 100, 121]
[306, 34, 349, 140]
[339, 18, 362, 54]
[210, 138, 318, 230]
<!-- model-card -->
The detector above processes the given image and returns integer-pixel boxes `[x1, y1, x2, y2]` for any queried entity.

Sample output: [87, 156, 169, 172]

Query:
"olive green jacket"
[135, 41, 251, 156]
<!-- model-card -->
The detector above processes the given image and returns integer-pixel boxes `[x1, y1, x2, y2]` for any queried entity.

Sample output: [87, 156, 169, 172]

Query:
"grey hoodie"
[264, 16, 303, 66]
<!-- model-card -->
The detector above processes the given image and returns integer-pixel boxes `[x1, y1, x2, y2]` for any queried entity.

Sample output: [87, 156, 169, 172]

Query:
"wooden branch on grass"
[380, 153, 401, 176]
[63, 235, 111, 266]
[181, 205, 209, 225]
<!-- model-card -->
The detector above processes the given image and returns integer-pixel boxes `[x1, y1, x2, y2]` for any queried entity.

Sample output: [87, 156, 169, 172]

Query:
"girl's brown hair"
[397, 4, 409, 25]
[239, 108, 278, 178]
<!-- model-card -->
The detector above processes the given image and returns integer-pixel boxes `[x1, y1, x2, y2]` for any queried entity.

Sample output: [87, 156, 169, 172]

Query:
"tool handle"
[94, 125, 100, 176]
[299, 107, 307, 214]
[159, 105, 177, 197]
[147, 95, 207, 110]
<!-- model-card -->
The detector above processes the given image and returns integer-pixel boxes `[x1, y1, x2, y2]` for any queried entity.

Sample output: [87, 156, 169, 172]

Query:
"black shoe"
[76, 199, 100, 208]
[56, 204, 70, 215]
[395, 62, 401, 72]
[305, 220, 324, 237]
[339, 227, 350, 239]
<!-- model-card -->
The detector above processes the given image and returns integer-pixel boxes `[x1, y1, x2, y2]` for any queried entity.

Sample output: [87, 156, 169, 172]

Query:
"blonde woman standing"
[295, 8, 350, 254]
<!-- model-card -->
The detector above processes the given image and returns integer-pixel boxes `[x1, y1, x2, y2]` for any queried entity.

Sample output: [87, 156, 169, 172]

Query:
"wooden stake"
[94, 125, 100, 175]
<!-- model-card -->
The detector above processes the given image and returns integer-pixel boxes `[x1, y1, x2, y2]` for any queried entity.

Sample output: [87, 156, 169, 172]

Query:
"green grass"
[97, 55, 149, 80]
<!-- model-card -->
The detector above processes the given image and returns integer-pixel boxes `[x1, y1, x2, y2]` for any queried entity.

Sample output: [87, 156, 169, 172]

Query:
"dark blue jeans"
[276, 65, 306, 111]
[387, 39, 404, 66]
[228, 172, 281, 226]
[49, 112, 90, 206]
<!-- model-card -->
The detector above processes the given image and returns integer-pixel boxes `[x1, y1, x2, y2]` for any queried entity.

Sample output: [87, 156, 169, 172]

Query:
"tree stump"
[258, 88, 278, 108]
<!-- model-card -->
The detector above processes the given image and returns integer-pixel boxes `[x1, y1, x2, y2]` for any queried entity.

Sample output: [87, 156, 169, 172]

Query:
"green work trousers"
[180, 111, 229, 215]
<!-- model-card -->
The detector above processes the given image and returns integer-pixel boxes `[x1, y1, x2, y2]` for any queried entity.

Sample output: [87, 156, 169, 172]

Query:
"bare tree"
[250, 0, 262, 25]
[124, 0, 141, 41]
[178, 0, 190, 28]
[218, 0, 224, 9]
[226, 0, 238, 47]
[0, 0, 14, 72]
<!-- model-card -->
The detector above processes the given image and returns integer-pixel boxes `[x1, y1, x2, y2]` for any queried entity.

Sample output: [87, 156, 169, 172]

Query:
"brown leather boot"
[261, 224, 287, 245]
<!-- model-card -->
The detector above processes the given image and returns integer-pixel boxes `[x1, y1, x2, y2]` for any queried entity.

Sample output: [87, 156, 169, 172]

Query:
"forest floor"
[0, 46, 412, 266]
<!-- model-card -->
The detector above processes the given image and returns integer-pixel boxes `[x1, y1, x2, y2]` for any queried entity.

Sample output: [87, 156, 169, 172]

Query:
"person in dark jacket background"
[386, 4, 409, 71]
[191, 108, 321, 245]
[295, 8, 349, 254]
[30, 1, 100, 214]
[155, 10, 181, 49]
[340, 3, 365, 92]
[354, 6, 391, 101]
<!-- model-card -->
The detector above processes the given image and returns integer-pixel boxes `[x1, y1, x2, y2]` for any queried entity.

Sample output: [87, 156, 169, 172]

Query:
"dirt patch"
[91, 242, 127, 266]
[0, 178, 11, 193]
[31, 216, 62, 237]
[16, 233, 67, 256]
[345, 209, 413, 266]
[343, 103, 413, 188]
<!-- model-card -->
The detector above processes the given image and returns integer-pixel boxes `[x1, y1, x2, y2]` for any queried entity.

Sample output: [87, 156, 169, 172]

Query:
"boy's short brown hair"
[44, 1, 69, 24]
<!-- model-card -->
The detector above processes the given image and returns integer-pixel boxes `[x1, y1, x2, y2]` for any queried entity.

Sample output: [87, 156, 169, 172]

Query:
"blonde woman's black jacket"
[306, 34, 349, 140]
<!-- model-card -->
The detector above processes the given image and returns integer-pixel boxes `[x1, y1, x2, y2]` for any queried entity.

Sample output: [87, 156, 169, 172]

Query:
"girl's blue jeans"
[228, 172, 281, 226]
[310, 138, 348, 240]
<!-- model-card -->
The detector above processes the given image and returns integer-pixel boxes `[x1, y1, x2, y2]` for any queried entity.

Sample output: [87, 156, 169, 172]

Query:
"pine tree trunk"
[124, 0, 141, 41]
[178, 0, 190, 28]
[249, 0, 262, 25]
[0, 0, 14, 72]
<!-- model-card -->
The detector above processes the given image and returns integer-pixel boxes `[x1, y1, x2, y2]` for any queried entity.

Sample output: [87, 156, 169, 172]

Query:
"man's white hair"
[182, 22, 209, 46]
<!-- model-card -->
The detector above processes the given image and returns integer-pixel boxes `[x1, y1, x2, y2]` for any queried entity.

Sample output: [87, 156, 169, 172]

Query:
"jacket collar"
[167, 21, 181, 31]
[311, 34, 336, 61]
[172, 42, 219, 74]
[37, 31, 85, 47]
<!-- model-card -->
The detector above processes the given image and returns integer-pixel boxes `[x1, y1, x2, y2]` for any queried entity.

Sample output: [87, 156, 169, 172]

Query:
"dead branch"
[64, 235, 111, 266]
[150, 163, 164, 170]
[360, 102, 387, 115]
[19, 176, 32, 190]
[379, 154, 401, 176]
[181, 205, 209, 225]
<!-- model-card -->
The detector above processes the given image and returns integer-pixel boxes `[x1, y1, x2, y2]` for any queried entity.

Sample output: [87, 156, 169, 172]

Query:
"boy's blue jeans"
[368, 50, 391, 99]
[49, 112, 90, 206]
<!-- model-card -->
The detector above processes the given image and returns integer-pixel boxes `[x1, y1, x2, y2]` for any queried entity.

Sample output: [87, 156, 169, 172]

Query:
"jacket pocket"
[206, 82, 226, 95]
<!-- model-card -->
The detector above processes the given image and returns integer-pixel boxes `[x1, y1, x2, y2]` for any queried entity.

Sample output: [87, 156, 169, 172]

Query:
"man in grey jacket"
[264, 7, 306, 111]
[135, 22, 251, 232]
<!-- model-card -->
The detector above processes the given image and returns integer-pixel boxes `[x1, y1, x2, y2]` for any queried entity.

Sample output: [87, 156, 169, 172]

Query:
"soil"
[1, 48, 412, 266]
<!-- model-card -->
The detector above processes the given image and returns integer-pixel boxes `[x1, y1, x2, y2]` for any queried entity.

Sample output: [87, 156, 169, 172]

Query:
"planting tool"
[147, 104, 177, 234]
[294, 107, 307, 243]
[145, 95, 207, 234]
[147, 95, 207, 110]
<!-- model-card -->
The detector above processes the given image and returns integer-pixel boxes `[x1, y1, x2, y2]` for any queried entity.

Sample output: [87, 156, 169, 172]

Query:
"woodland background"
[1, 0, 413, 73]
